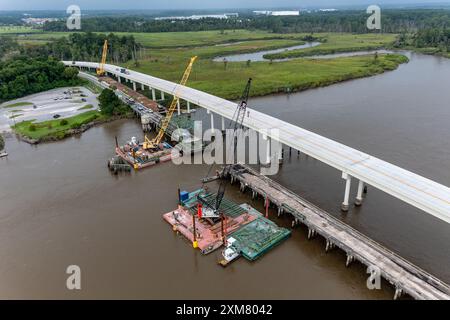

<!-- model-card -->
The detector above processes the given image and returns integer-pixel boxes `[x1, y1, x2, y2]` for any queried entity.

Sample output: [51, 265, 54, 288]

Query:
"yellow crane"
[96, 40, 108, 76]
[143, 56, 197, 150]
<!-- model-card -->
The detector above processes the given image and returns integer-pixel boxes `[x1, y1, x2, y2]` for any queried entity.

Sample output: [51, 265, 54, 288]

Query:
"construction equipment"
[96, 40, 108, 76]
[143, 56, 197, 150]
[197, 78, 252, 220]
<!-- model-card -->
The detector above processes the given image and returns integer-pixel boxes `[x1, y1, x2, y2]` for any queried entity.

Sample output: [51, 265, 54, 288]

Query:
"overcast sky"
[1, 0, 449, 11]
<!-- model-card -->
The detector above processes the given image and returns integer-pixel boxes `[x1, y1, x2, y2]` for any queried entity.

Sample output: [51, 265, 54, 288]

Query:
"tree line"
[41, 10, 450, 34]
[0, 57, 81, 101]
[413, 28, 450, 48]
[20, 32, 140, 64]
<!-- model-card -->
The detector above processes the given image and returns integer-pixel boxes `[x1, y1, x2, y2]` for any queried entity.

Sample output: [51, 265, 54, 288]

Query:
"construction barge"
[163, 189, 291, 265]
[108, 56, 200, 172]
[113, 136, 175, 170]
[227, 164, 450, 300]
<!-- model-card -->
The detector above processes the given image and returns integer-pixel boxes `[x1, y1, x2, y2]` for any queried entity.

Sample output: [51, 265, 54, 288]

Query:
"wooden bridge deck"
[228, 164, 450, 300]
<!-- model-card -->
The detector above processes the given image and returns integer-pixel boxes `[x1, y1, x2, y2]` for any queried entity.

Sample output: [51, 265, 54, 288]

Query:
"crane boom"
[96, 40, 108, 76]
[143, 56, 197, 150]
[198, 78, 252, 218]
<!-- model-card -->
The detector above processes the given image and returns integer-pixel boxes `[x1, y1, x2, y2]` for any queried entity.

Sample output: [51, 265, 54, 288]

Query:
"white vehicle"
[130, 136, 138, 146]
[222, 237, 240, 262]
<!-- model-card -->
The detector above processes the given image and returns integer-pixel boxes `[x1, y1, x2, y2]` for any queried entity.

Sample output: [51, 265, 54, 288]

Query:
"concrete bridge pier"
[325, 239, 335, 252]
[341, 172, 352, 212]
[152, 89, 156, 101]
[265, 136, 271, 165]
[355, 180, 365, 206]
[276, 142, 283, 164]
[141, 83, 145, 91]
[161, 91, 165, 100]
[346, 254, 354, 267]
[394, 287, 403, 300]
[221, 116, 226, 133]
[208, 110, 215, 133]
[132, 81, 137, 91]
[187, 101, 191, 113]
[307, 228, 316, 240]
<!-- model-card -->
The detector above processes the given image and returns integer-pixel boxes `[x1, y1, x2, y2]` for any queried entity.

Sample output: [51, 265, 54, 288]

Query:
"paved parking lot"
[0, 87, 99, 133]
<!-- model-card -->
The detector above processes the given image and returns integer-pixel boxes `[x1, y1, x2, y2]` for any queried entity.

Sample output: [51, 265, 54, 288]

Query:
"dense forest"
[413, 28, 450, 48]
[21, 32, 140, 63]
[392, 27, 450, 52]
[42, 10, 450, 34]
[0, 57, 81, 101]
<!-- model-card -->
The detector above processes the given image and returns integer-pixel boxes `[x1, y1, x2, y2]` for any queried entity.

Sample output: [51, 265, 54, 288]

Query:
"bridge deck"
[66, 62, 450, 224]
[229, 164, 450, 300]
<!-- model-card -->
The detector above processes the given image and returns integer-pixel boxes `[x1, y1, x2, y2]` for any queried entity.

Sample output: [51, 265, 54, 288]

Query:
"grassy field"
[135, 54, 407, 99]
[264, 33, 397, 59]
[12, 110, 106, 140]
[119, 33, 405, 100]
[0, 26, 41, 34]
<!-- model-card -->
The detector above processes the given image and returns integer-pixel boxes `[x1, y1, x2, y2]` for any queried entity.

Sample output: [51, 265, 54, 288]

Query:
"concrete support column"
[177, 99, 181, 115]
[141, 83, 145, 90]
[277, 142, 283, 163]
[152, 89, 156, 101]
[187, 101, 191, 113]
[132, 82, 137, 91]
[265, 137, 271, 164]
[118, 76, 121, 83]
[341, 172, 352, 212]
[221, 116, 225, 132]
[161, 91, 165, 100]
[355, 180, 364, 206]
[210, 111, 215, 133]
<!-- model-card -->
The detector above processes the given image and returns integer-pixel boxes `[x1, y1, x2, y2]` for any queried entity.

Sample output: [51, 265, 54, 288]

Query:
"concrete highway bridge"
[65, 61, 450, 299]
[65, 61, 450, 226]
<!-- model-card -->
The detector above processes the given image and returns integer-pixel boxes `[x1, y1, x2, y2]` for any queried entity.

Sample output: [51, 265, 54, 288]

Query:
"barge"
[163, 189, 291, 264]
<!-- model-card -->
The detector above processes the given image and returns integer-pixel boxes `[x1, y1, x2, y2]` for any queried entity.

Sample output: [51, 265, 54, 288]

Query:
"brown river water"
[0, 51, 449, 299]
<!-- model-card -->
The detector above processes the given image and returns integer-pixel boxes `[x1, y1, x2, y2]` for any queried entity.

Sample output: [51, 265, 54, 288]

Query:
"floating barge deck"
[163, 189, 291, 258]
[228, 164, 450, 300]
[115, 140, 177, 170]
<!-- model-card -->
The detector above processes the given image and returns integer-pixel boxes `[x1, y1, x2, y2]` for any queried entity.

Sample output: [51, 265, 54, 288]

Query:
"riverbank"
[12, 111, 132, 144]
[394, 45, 450, 59]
